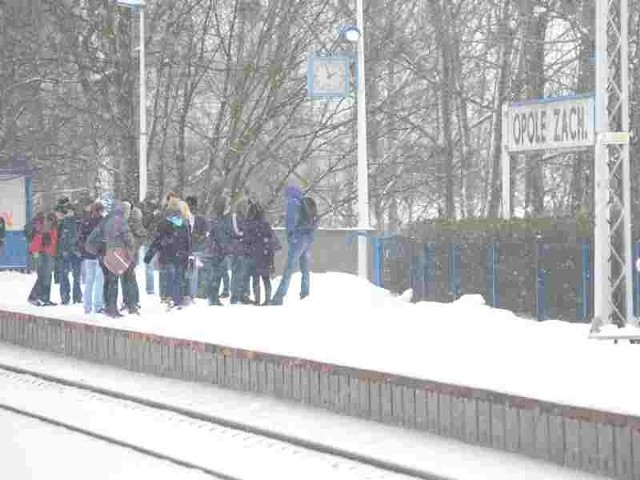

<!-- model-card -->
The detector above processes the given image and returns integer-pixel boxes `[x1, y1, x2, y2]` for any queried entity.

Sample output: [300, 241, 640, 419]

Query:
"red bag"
[103, 247, 132, 275]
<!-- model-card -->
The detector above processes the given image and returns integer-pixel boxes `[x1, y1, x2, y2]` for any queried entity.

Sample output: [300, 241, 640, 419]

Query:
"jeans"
[189, 254, 202, 298]
[31, 253, 54, 303]
[159, 264, 167, 300]
[271, 237, 312, 304]
[141, 246, 155, 294]
[203, 256, 226, 304]
[161, 262, 186, 306]
[230, 255, 250, 303]
[82, 259, 104, 313]
[248, 258, 271, 306]
[120, 262, 139, 309]
[221, 256, 230, 296]
[59, 254, 82, 304]
[101, 263, 119, 314]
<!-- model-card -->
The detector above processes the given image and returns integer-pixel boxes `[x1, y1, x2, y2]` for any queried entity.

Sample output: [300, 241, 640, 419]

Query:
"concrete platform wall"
[0, 309, 636, 479]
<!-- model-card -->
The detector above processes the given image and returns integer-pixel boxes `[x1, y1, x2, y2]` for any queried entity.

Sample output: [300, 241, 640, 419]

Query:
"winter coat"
[284, 185, 316, 243]
[0, 217, 5, 246]
[231, 213, 249, 256]
[214, 213, 244, 256]
[128, 207, 148, 261]
[146, 215, 192, 266]
[203, 218, 224, 258]
[28, 215, 58, 257]
[56, 213, 80, 258]
[78, 216, 103, 260]
[86, 203, 134, 257]
[191, 214, 209, 255]
[244, 218, 280, 275]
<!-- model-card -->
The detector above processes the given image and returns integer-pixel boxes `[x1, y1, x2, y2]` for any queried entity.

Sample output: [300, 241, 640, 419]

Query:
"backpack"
[296, 196, 318, 230]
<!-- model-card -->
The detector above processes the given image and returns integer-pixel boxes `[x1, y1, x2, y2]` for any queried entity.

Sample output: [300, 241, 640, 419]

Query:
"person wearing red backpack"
[269, 184, 318, 305]
[28, 211, 60, 306]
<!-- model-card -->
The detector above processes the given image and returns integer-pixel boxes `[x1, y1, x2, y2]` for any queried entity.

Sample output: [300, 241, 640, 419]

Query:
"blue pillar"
[486, 242, 498, 308]
[424, 243, 432, 300]
[579, 240, 591, 322]
[448, 242, 460, 300]
[372, 237, 383, 287]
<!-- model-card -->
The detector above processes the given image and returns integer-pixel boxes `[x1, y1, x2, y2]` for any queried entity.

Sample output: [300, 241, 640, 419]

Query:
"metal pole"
[501, 104, 510, 219]
[593, 0, 610, 328]
[139, 6, 147, 203]
[356, 0, 370, 279]
[620, 0, 634, 326]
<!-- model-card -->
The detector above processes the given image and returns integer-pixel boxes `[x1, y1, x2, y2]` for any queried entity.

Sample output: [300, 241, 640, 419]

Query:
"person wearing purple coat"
[269, 184, 318, 305]
[244, 202, 281, 305]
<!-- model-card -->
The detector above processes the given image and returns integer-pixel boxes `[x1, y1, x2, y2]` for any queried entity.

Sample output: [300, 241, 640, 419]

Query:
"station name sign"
[506, 95, 595, 152]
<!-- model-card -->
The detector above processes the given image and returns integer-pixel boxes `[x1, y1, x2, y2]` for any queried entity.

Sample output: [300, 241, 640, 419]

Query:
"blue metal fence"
[373, 235, 624, 323]
[0, 231, 29, 270]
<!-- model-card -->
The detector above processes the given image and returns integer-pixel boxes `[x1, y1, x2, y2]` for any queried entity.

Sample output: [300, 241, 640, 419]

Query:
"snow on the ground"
[0, 343, 606, 480]
[0, 409, 213, 480]
[0, 365, 415, 480]
[0, 269, 638, 419]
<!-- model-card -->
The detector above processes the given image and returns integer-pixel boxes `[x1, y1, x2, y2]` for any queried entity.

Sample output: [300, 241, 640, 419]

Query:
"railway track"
[0, 362, 449, 480]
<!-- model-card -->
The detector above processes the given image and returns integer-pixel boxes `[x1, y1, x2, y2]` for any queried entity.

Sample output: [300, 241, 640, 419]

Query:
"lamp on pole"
[116, 0, 147, 203]
[341, 1, 370, 279]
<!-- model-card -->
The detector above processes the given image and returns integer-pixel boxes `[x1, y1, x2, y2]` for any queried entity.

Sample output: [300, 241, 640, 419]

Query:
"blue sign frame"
[0, 174, 32, 271]
[307, 53, 353, 99]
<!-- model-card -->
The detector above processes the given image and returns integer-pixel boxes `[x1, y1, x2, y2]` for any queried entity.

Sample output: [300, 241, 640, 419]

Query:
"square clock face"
[310, 58, 349, 97]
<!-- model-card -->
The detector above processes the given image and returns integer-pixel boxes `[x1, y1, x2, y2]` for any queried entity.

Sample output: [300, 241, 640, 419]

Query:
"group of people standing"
[25, 183, 318, 317]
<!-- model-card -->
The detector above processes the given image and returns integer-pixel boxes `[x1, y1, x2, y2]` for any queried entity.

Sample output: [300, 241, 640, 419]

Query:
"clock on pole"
[307, 53, 352, 99]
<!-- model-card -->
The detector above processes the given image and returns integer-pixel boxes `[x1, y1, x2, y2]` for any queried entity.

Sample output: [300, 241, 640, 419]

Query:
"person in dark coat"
[270, 184, 319, 305]
[244, 202, 280, 306]
[119, 201, 146, 314]
[227, 195, 251, 304]
[28, 212, 59, 306]
[144, 199, 192, 309]
[202, 195, 229, 306]
[55, 203, 82, 305]
[78, 202, 105, 314]
[86, 198, 134, 318]
[140, 199, 160, 295]
[186, 196, 209, 299]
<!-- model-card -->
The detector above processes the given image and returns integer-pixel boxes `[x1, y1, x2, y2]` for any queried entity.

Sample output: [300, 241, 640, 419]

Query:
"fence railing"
[372, 236, 640, 323]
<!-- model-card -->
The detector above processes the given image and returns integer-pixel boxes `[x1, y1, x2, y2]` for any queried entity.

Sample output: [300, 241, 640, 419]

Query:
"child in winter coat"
[244, 202, 281, 305]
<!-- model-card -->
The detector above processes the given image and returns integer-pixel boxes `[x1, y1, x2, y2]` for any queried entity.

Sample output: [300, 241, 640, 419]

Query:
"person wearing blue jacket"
[270, 184, 318, 305]
[78, 202, 105, 314]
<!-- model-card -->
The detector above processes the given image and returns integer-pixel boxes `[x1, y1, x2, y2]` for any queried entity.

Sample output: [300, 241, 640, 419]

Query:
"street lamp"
[342, 2, 370, 280]
[116, 0, 147, 203]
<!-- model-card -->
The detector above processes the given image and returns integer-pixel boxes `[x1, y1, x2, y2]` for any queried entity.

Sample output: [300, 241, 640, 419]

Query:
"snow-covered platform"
[0, 271, 638, 479]
[590, 324, 640, 343]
